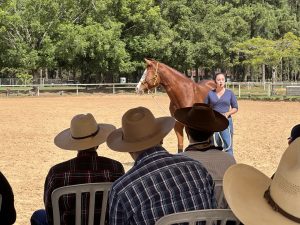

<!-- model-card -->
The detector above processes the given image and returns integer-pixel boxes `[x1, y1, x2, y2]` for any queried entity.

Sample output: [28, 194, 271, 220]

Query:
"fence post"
[113, 84, 115, 94]
[155, 87, 157, 94]
[268, 83, 271, 96]
[37, 86, 40, 96]
[238, 84, 241, 98]
[76, 85, 79, 95]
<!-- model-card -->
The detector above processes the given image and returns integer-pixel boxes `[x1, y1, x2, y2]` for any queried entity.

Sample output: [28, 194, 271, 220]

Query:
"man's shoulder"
[50, 159, 73, 172]
[112, 153, 204, 187]
[183, 150, 236, 164]
[97, 156, 123, 166]
[100, 156, 122, 164]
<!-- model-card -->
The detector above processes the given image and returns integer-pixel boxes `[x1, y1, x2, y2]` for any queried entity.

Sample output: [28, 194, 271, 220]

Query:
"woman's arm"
[224, 90, 238, 118]
[224, 108, 238, 118]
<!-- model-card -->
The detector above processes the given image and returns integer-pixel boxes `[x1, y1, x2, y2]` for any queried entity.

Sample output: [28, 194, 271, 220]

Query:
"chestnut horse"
[136, 59, 216, 152]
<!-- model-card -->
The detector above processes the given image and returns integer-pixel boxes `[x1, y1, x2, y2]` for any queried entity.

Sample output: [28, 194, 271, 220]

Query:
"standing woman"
[205, 73, 238, 155]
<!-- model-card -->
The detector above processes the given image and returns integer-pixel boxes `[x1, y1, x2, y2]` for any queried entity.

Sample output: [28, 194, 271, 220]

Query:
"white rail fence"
[0, 83, 142, 96]
[0, 82, 299, 97]
[226, 81, 300, 97]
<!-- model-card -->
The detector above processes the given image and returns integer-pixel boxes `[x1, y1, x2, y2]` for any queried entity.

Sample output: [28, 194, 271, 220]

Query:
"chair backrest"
[155, 209, 241, 225]
[214, 179, 228, 209]
[51, 182, 112, 225]
[0, 193, 2, 212]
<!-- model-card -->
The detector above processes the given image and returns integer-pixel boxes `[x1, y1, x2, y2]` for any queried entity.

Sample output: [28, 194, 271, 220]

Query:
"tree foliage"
[0, 0, 299, 82]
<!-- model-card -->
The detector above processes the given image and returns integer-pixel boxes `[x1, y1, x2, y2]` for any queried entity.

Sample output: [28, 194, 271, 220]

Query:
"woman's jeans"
[213, 117, 234, 155]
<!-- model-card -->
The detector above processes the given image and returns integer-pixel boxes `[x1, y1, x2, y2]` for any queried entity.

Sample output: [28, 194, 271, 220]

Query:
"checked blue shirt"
[109, 146, 216, 225]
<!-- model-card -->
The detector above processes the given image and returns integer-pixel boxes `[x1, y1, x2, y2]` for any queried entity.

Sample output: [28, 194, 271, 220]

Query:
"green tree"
[232, 32, 300, 82]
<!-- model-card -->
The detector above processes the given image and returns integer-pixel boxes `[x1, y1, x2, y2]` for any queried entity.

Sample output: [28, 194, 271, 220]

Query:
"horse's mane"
[150, 59, 193, 82]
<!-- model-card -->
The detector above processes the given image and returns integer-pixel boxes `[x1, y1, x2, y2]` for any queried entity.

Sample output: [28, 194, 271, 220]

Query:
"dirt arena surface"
[0, 94, 299, 225]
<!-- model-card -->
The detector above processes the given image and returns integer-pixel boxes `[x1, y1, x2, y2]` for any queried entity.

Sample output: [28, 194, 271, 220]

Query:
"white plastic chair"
[0, 193, 2, 212]
[155, 209, 241, 225]
[51, 182, 112, 225]
[214, 179, 228, 209]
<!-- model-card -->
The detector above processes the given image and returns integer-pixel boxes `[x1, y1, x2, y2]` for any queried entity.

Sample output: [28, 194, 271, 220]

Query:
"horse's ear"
[144, 58, 152, 65]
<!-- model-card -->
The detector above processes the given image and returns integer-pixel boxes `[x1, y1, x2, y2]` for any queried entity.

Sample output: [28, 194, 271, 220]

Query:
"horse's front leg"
[169, 102, 185, 153]
[174, 121, 184, 153]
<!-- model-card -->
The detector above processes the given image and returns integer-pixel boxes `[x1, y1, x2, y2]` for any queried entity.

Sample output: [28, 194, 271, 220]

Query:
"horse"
[136, 58, 216, 152]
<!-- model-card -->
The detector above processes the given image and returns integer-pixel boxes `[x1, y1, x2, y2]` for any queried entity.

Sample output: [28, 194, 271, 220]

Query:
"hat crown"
[270, 138, 300, 219]
[70, 113, 98, 139]
[290, 124, 300, 141]
[174, 103, 228, 132]
[122, 107, 159, 142]
[187, 103, 216, 123]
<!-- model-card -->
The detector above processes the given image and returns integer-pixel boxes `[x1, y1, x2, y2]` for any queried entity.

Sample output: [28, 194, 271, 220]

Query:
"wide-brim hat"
[54, 113, 116, 151]
[174, 103, 228, 132]
[223, 138, 300, 225]
[107, 106, 175, 152]
[288, 124, 300, 142]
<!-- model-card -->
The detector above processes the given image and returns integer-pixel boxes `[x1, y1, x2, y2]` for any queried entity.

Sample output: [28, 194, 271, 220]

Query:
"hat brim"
[174, 108, 228, 132]
[223, 164, 299, 225]
[107, 117, 175, 152]
[54, 123, 116, 151]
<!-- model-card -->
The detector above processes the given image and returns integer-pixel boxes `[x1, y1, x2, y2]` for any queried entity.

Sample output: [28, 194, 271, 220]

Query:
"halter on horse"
[136, 58, 216, 152]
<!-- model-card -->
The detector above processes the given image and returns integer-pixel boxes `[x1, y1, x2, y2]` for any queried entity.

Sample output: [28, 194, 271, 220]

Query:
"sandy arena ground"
[0, 94, 299, 225]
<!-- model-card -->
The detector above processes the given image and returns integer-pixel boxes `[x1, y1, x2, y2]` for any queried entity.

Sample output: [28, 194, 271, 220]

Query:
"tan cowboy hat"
[223, 137, 300, 225]
[107, 106, 175, 152]
[174, 103, 228, 132]
[54, 113, 116, 151]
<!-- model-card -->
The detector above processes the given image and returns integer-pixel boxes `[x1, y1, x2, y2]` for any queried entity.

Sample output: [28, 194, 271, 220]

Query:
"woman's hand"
[224, 112, 230, 118]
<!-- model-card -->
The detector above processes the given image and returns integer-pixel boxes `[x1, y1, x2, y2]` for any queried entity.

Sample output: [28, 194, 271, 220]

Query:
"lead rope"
[151, 93, 169, 115]
[213, 127, 232, 152]
[149, 62, 169, 115]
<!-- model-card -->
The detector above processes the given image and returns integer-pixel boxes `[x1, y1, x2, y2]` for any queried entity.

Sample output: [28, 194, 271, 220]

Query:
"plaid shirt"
[44, 150, 125, 225]
[109, 146, 216, 225]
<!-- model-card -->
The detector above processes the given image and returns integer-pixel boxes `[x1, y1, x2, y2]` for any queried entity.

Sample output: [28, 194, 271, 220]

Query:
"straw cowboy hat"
[223, 137, 300, 225]
[54, 113, 116, 151]
[174, 103, 228, 132]
[107, 106, 175, 152]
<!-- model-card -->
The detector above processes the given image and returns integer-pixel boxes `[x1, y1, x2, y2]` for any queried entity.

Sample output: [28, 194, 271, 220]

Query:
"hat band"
[72, 126, 99, 140]
[264, 186, 300, 223]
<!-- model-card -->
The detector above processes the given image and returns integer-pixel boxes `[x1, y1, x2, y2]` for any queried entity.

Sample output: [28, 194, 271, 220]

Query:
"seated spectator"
[107, 106, 216, 225]
[288, 124, 300, 145]
[270, 124, 300, 180]
[31, 113, 125, 225]
[174, 103, 236, 208]
[0, 171, 16, 225]
[223, 137, 300, 225]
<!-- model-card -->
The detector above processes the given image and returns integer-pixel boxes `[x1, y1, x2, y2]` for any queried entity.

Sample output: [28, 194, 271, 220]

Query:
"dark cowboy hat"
[174, 103, 228, 132]
[288, 124, 300, 142]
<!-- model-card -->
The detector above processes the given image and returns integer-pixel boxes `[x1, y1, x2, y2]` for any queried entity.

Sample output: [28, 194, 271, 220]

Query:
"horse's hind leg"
[174, 121, 184, 153]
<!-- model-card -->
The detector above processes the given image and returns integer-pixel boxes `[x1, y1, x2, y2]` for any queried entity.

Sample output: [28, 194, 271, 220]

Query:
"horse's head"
[136, 58, 161, 94]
